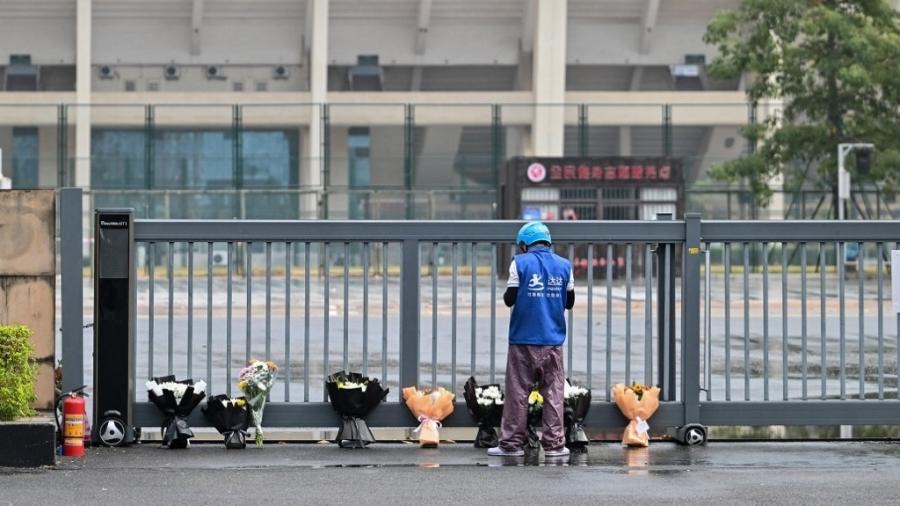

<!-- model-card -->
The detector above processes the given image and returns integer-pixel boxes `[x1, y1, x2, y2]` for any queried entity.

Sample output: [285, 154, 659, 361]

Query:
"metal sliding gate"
[57, 188, 900, 439]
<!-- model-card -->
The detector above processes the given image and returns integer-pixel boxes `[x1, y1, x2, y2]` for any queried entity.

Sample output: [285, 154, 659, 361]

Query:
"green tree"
[704, 0, 900, 216]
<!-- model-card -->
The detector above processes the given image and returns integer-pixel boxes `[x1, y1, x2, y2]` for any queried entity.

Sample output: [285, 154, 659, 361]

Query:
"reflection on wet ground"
[59, 441, 900, 474]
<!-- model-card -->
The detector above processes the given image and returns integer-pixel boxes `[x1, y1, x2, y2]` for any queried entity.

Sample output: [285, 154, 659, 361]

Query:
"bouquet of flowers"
[526, 386, 543, 449]
[325, 371, 389, 448]
[611, 382, 661, 447]
[564, 379, 591, 449]
[238, 360, 278, 447]
[203, 394, 252, 449]
[462, 377, 504, 448]
[145, 375, 207, 449]
[402, 386, 455, 448]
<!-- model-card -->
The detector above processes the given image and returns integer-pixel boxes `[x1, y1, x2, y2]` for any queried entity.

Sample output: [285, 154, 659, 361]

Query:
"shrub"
[0, 325, 37, 421]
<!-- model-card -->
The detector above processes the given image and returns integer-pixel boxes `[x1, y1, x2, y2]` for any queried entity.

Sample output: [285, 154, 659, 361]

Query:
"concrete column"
[531, 0, 566, 156]
[75, 0, 92, 188]
[762, 98, 786, 219]
[304, 0, 328, 217]
[618, 127, 631, 156]
[306, 0, 328, 180]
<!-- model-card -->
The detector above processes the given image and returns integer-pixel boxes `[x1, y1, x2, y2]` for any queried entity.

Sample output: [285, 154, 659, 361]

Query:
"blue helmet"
[516, 221, 552, 246]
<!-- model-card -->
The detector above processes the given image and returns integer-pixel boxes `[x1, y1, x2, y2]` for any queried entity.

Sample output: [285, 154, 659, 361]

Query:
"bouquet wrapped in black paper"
[325, 371, 389, 448]
[145, 375, 206, 449]
[203, 394, 252, 449]
[463, 377, 504, 448]
[564, 379, 591, 450]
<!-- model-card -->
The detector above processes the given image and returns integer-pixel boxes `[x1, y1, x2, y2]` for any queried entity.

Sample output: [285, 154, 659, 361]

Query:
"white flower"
[193, 381, 207, 394]
[146, 380, 163, 398]
[564, 380, 588, 399]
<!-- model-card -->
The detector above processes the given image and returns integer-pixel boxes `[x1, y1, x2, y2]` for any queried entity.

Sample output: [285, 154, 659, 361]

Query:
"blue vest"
[509, 247, 571, 346]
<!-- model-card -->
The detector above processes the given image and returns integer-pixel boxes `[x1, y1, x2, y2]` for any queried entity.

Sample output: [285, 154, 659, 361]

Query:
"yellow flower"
[238, 380, 247, 391]
[234, 399, 246, 408]
[528, 390, 543, 405]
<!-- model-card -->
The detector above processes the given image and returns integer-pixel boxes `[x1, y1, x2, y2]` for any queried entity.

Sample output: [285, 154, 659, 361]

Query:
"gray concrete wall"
[0, 190, 56, 410]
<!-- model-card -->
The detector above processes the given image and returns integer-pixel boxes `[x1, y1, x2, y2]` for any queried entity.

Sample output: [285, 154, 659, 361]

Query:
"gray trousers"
[499, 343, 565, 450]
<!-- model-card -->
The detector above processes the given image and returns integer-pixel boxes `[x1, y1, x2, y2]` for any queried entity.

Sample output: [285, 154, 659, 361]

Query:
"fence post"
[400, 239, 421, 391]
[656, 213, 676, 401]
[682, 213, 702, 426]
[60, 187, 84, 393]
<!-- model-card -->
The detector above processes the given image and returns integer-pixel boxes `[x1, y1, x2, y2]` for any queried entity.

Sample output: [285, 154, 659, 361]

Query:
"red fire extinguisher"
[57, 386, 88, 457]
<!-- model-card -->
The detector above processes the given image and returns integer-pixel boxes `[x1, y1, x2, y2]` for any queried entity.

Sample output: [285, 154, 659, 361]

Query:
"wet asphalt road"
[3, 442, 900, 505]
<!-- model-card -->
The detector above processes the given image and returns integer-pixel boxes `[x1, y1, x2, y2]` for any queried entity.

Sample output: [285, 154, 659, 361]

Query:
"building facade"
[0, 0, 838, 220]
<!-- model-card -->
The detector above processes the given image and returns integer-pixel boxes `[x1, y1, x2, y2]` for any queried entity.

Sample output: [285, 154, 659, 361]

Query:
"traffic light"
[855, 148, 872, 176]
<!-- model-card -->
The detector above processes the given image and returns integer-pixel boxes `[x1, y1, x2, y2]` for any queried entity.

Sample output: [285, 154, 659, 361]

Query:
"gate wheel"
[98, 416, 127, 447]
[677, 424, 707, 446]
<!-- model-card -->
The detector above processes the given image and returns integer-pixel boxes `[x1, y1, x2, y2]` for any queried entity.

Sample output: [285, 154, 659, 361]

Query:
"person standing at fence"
[488, 222, 575, 458]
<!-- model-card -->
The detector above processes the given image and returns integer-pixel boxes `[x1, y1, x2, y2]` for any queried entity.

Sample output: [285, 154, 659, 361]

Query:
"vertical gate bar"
[363, 242, 370, 377]
[801, 242, 808, 400]
[820, 242, 827, 399]
[877, 242, 884, 400]
[148, 242, 156, 378]
[606, 244, 613, 397]
[432, 242, 438, 389]
[625, 244, 632, 385]
[897, 241, 900, 400]
[682, 214, 702, 425]
[705, 244, 712, 401]
[382, 242, 388, 387]
[284, 242, 291, 402]
[587, 244, 594, 388]
[644, 244, 653, 387]
[762, 241, 769, 401]
[226, 242, 233, 396]
[724, 242, 731, 401]
[343, 242, 349, 372]
[568, 243, 575, 375]
[167, 242, 174, 375]
[323, 242, 330, 401]
[742, 242, 749, 401]
[60, 188, 83, 391]
[246, 243, 253, 363]
[400, 239, 421, 392]
[206, 243, 213, 391]
[266, 242, 272, 362]
[187, 242, 194, 379]
[663, 243, 672, 401]
[490, 243, 497, 384]
[838, 241, 846, 400]
[782, 242, 789, 401]
[451, 242, 459, 393]
[471, 242, 477, 377]
[858, 242, 865, 398]
[304, 242, 311, 402]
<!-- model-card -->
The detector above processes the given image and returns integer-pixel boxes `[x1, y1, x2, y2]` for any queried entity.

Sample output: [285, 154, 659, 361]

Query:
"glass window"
[91, 128, 299, 189]
[91, 129, 147, 188]
[11, 127, 38, 189]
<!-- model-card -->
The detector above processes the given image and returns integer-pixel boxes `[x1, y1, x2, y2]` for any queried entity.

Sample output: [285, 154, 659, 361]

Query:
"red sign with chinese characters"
[546, 163, 673, 182]
[512, 157, 681, 186]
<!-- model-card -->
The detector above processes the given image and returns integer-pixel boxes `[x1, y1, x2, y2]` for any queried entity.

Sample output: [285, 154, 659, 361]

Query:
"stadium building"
[0, 0, 871, 220]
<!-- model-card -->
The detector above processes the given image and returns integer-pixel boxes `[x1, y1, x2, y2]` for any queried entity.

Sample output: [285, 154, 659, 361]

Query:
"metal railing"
[58, 188, 900, 433]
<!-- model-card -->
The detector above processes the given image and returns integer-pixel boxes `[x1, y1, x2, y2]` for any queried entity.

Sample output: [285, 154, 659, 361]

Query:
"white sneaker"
[544, 446, 570, 457]
[487, 446, 525, 457]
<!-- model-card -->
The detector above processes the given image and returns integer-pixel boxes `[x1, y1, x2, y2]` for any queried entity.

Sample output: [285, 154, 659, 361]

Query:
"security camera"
[99, 65, 114, 79]
[164, 64, 180, 80]
[272, 65, 289, 79]
[206, 65, 224, 80]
